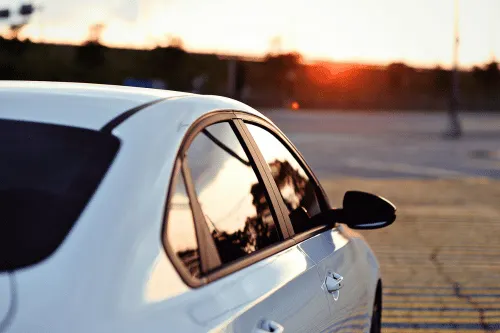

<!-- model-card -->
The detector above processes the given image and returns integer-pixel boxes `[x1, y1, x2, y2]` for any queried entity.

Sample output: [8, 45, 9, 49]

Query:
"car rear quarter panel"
[4, 100, 197, 332]
[0, 274, 13, 330]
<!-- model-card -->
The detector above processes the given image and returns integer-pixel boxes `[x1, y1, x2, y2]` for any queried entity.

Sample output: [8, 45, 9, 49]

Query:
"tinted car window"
[246, 124, 322, 233]
[166, 173, 201, 278]
[0, 119, 119, 271]
[186, 122, 280, 266]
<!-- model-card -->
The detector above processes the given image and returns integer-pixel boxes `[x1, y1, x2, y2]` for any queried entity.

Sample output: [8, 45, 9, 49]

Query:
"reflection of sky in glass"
[188, 122, 260, 234]
[206, 125, 249, 164]
[188, 123, 248, 191]
[197, 157, 258, 234]
[167, 175, 198, 252]
[280, 182, 301, 208]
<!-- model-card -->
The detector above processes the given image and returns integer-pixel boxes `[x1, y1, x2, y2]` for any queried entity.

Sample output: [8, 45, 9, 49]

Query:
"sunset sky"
[0, 0, 498, 67]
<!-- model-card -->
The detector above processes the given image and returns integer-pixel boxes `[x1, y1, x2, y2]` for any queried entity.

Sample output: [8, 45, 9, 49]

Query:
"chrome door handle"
[325, 272, 343, 301]
[254, 319, 284, 333]
[325, 272, 343, 293]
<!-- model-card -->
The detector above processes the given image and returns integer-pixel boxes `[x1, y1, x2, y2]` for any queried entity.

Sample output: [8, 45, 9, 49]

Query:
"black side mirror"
[340, 191, 396, 229]
[294, 191, 396, 232]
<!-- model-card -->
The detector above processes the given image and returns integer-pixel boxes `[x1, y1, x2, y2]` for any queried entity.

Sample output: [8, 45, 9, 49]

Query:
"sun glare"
[3, 0, 500, 66]
[291, 101, 300, 110]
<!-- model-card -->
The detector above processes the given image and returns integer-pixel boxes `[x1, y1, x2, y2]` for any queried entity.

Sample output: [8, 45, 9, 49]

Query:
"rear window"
[0, 119, 120, 271]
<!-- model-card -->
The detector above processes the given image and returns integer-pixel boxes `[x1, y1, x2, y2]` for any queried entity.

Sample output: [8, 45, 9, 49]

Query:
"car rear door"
[240, 116, 372, 332]
[164, 115, 332, 332]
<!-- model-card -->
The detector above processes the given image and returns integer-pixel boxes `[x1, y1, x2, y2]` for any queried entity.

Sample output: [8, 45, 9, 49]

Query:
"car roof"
[0, 81, 267, 131]
[0, 81, 189, 130]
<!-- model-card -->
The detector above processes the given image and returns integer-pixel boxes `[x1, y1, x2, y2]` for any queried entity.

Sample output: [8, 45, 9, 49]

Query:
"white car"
[0, 82, 396, 333]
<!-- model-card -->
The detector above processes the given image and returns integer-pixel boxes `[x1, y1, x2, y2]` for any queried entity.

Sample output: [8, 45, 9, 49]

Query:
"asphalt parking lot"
[265, 110, 500, 332]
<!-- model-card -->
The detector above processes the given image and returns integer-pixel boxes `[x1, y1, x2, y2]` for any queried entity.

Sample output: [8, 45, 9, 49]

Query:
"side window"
[166, 173, 201, 278]
[186, 122, 280, 267]
[246, 123, 322, 233]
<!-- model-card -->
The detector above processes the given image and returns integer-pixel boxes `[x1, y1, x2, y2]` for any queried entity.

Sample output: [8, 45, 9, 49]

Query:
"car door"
[164, 117, 332, 332]
[241, 117, 373, 333]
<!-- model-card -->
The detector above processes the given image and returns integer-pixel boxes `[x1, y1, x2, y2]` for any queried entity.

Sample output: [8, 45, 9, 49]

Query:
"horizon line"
[2, 34, 494, 71]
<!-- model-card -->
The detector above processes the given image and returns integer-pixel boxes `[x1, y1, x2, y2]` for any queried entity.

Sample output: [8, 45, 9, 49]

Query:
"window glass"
[0, 119, 119, 272]
[246, 124, 322, 233]
[187, 122, 280, 266]
[166, 174, 201, 278]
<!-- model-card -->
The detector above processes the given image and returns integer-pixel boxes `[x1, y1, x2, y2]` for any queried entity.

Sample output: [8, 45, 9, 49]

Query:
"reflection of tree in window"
[210, 181, 278, 264]
[245, 123, 321, 224]
[187, 122, 280, 268]
[268, 159, 317, 216]
[176, 248, 201, 278]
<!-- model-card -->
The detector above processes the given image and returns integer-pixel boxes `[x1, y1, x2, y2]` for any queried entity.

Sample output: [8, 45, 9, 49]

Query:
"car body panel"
[3, 100, 188, 332]
[0, 82, 382, 333]
[0, 81, 188, 130]
[303, 227, 375, 333]
[160, 245, 331, 332]
[213, 245, 331, 333]
[0, 275, 12, 329]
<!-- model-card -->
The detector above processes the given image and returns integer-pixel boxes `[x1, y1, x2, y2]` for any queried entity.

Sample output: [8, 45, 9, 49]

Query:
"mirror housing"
[292, 191, 396, 232]
[340, 191, 396, 229]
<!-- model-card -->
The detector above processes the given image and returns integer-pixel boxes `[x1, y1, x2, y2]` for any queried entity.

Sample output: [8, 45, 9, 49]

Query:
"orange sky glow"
[1, 0, 498, 67]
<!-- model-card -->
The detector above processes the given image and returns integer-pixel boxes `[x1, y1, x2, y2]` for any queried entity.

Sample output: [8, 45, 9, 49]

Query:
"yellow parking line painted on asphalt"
[385, 294, 462, 298]
[383, 304, 500, 313]
[384, 303, 500, 309]
[382, 264, 500, 268]
[383, 296, 500, 303]
[384, 289, 500, 294]
[377, 245, 500, 250]
[378, 255, 500, 260]
[384, 312, 500, 319]
[375, 245, 500, 250]
[383, 316, 499, 324]
[382, 263, 500, 269]
[384, 296, 500, 302]
[385, 286, 500, 291]
[385, 297, 500, 303]
[374, 249, 500, 254]
[485, 319, 500, 325]
[383, 329, 488, 333]
[384, 290, 500, 301]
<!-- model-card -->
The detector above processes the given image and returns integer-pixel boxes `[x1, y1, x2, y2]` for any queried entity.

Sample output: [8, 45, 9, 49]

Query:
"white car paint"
[0, 81, 187, 129]
[0, 276, 12, 329]
[0, 82, 381, 333]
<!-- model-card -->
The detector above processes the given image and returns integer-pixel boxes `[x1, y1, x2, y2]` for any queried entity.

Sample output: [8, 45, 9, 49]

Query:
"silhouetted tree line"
[1, 35, 499, 110]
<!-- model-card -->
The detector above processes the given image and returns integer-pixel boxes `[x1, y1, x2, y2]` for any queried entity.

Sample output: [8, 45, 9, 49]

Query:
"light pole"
[445, 0, 462, 138]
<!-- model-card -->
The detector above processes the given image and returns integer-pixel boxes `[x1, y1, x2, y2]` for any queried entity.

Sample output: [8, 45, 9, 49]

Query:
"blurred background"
[1, 0, 500, 331]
